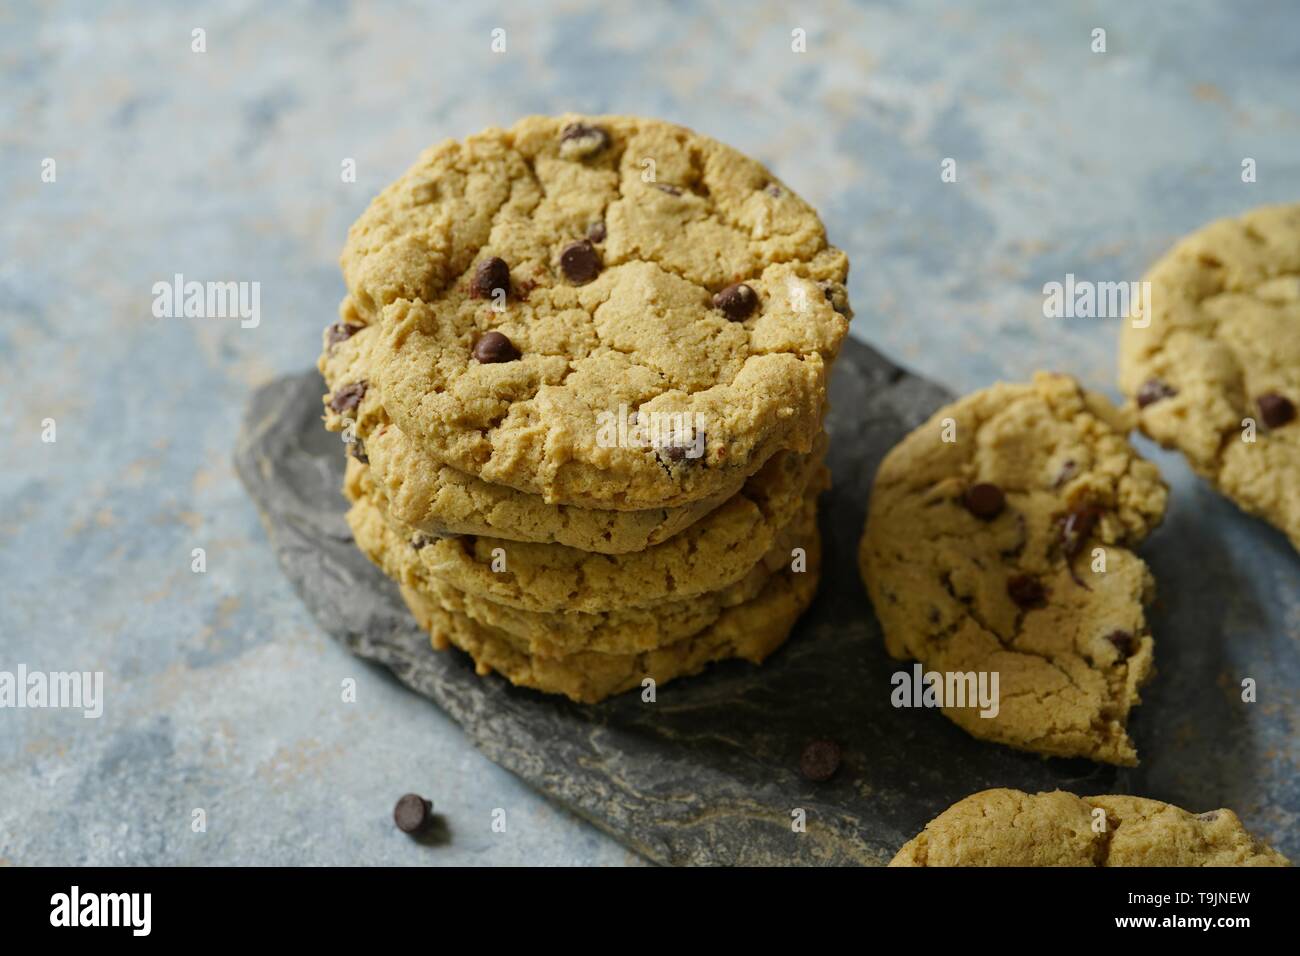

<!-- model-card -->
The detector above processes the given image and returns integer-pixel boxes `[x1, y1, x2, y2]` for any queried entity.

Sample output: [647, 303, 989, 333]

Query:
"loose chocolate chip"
[799, 739, 841, 782]
[1007, 574, 1046, 609]
[1058, 504, 1102, 559]
[329, 381, 367, 413]
[1106, 630, 1136, 656]
[1136, 378, 1177, 408]
[349, 438, 368, 464]
[327, 321, 363, 345]
[471, 256, 510, 300]
[559, 239, 601, 284]
[1257, 392, 1296, 428]
[393, 793, 433, 834]
[655, 183, 682, 196]
[472, 330, 520, 364]
[586, 220, 606, 243]
[558, 122, 609, 157]
[962, 482, 1006, 520]
[713, 282, 758, 321]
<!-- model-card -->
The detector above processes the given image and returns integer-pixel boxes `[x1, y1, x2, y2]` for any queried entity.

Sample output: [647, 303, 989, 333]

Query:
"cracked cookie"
[1120, 203, 1300, 551]
[396, 528, 822, 704]
[890, 789, 1289, 866]
[859, 374, 1168, 765]
[336, 114, 851, 510]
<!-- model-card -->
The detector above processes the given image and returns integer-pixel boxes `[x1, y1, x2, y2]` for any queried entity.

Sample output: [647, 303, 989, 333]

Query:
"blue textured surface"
[1, 0, 1296, 864]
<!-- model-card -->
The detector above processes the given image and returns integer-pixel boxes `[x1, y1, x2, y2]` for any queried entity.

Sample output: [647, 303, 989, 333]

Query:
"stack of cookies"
[319, 115, 851, 703]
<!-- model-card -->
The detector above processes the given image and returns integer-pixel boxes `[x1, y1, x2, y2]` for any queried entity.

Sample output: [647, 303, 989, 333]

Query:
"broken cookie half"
[859, 373, 1168, 765]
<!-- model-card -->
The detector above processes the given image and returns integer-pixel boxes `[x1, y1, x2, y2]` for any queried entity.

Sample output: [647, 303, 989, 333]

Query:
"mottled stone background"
[1, 0, 1296, 864]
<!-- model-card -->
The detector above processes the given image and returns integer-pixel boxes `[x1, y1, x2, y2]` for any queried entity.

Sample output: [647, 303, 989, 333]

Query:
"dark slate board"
[234, 337, 1299, 865]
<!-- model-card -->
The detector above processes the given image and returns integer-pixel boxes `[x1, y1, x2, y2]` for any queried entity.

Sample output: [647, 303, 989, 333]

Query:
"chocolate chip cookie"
[321, 318, 826, 553]
[337, 114, 851, 510]
[859, 374, 1168, 765]
[1120, 203, 1300, 551]
[890, 789, 1289, 866]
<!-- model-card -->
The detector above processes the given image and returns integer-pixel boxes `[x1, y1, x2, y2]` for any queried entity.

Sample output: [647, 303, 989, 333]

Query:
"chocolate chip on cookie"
[472, 331, 520, 364]
[765, 184, 783, 198]
[1106, 630, 1137, 656]
[558, 122, 609, 159]
[655, 183, 682, 196]
[962, 482, 1006, 520]
[393, 793, 434, 834]
[713, 282, 758, 321]
[1136, 378, 1177, 408]
[329, 381, 367, 413]
[586, 220, 606, 243]
[327, 321, 363, 346]
[658, 430, 705, 463]
[471, 256, 510, 300]
[559, 239, 601, 284]
[1058, 504, 1101, 559]
[349, 438, 368, 464]
[1007, 574, 1046, 609]
[799, 739, 841, 782]
[1257, 392, 1296, 428]
[819, 280, 852, 317]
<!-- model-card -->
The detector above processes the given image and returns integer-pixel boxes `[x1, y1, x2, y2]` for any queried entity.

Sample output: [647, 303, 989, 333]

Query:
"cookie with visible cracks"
[333, 114, 851, 510]
[859, 374, 1168, 766]
[891, 788, 1289, 866]
[1120, 203, 1300, 551]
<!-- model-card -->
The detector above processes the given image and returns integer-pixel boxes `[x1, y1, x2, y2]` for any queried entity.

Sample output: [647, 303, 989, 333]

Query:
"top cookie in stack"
[319, 115, 851, 702]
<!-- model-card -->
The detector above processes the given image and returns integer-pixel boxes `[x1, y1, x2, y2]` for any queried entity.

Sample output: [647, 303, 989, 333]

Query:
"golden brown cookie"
[859, 374, 1168, 765]
[332, 114, 851, 510]
[320, 317, 760, 554]
[890, 789, 1289, 867]
[1120, 203, 1300, 551]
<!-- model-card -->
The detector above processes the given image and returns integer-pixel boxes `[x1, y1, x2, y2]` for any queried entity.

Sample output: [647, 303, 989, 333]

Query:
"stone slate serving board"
[235, 337, 1298, 865]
